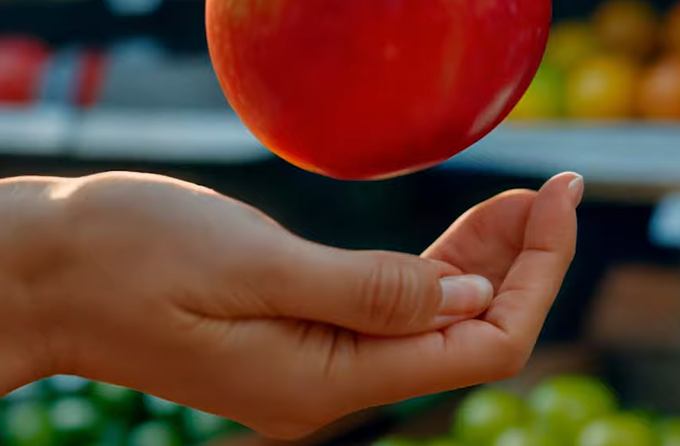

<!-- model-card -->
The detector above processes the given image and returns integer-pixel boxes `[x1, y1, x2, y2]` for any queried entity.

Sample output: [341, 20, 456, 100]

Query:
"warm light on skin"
[48, 177, 83, 201]
[47, 172, 220, 201]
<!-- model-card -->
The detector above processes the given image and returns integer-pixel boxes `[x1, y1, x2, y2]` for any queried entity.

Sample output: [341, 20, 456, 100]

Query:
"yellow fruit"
[507, 63, 565, 120]
[565, 55, 640, 119]
[592, 0, 660, 61]
[637, 55, 680, 119]
[544, 21, 602, 71]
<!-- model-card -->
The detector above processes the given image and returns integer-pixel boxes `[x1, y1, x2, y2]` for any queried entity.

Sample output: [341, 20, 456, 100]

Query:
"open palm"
[210, 173, 582, 437]
[325, 172, 581, 411]
[57, 171, 580, 439]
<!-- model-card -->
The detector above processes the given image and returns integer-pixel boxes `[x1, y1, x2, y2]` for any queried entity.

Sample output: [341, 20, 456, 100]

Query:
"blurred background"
[2, 0, 680, 445]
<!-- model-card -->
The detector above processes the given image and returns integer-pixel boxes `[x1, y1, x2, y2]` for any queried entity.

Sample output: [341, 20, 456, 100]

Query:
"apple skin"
[207, 0, 551, 180]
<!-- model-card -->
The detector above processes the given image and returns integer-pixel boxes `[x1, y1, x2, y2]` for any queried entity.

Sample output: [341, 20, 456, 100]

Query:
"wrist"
[0, 279, 49, 396]
[0, 176, 72, 395]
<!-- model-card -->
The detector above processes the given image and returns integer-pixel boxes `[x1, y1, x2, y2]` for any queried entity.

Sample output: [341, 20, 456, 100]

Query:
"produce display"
[509, 0, 680, 121]
[374, 375, 680, 446]
[0, 376, 250, 446]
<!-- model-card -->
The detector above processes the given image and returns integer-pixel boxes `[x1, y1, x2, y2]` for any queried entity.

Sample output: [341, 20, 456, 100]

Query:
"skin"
[0, 170, 582, 439]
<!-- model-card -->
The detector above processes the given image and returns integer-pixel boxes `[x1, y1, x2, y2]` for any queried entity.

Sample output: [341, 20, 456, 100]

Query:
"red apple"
[207, 0, 551, 180]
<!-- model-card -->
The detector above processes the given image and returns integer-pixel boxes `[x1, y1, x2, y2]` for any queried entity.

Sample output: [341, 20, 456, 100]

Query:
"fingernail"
[438, 275, 494, 316]
[568, 174, 585, 207]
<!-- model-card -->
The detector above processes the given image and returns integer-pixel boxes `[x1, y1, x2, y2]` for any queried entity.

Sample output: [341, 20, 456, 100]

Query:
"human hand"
[16, 171, 581, 439]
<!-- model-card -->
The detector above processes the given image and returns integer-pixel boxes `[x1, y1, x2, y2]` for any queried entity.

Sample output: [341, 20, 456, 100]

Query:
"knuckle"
[363, 256, 434, 331]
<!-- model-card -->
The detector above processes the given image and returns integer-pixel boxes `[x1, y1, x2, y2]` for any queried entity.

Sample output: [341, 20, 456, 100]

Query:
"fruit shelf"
[0, 106, 271, 163]
[1, 106, 680, 186]
[444, 121, 680, 186]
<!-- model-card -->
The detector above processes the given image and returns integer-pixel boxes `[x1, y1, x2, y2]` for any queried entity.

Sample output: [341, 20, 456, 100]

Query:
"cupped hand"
[27, 171, 581, 439]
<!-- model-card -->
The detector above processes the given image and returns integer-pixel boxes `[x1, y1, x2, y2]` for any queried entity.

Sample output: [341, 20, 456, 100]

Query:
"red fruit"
[207, 0, 551, 180]
[0, 36, 51, 105]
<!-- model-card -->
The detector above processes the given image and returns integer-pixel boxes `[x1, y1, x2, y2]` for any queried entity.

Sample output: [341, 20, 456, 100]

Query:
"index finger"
[483, 172, 582, 342]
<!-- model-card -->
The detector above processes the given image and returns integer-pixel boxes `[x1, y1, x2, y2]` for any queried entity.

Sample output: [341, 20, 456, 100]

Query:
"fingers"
[484, 171, 582, 341]
[266, 244, 494, 336]
[327, 172, 582, 409]
[422, 189, 537, 290]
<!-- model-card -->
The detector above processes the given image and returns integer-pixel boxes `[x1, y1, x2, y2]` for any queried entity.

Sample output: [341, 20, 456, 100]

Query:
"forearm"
[0, 175, 71, 396]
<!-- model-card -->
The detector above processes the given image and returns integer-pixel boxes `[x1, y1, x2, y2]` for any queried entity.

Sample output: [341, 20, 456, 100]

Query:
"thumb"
[271, 244, 494, 336]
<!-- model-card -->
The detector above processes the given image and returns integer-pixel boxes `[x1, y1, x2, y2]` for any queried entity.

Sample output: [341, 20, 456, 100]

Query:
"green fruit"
[428, 436, 462, 446]
[493, 427, 552, 446]
[98, 421, 128, 446]
[50, 396, 104, 444]
[656, 418, 680, 446]
[142, 395, 182, 419]
[90, 382, 138, 406]
[577, 413, 656, 446]
[452, 388, 529, 446]
[3, 382, 46, 403]
[0, 400, 54, 446]
[128, 421, 182, 446]
[183, 408, 247, 441]
[508, 63, 566, 119]
[528, 375, 617, 445]
[48, 375, 90, 395]
[89, 382, 139, 418]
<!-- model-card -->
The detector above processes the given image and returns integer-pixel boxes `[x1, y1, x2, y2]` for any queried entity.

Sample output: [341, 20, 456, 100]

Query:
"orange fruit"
[637, 55, 680, 119]
[565, 55, 640, 119]
[664, 1, 680, 53]
[592, 0, 660, 61]
[544, 21, 603, 71]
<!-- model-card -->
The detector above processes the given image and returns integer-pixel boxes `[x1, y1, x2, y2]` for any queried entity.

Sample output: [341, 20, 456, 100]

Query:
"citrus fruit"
[565, 55, 640, 119]
[452, 388, 529, 446]
[637, 55, 680, 119]
[577, 413, 657, 446]
[528, 375, 618, 445]
[207, 0, 552, 180]
[592, 0, 660, 61]
[544, 21, 602, 71]
[507, 62, 565, 120]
